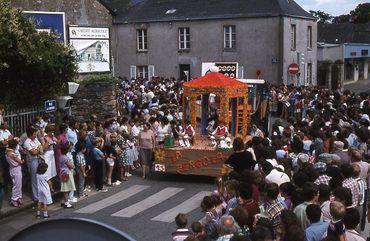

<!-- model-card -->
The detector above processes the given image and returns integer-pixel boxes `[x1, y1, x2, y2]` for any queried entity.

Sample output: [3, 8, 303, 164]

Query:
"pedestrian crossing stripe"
[151, 191, 211, 223]
[111, 187, 184, 218]
[75, 185, 150, 214]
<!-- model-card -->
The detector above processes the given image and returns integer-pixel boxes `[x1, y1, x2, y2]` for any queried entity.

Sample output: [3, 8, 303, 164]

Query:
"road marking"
[151, 191, 210, 223]
[111, 187, 184, 218]
[75, 185, 150, 214]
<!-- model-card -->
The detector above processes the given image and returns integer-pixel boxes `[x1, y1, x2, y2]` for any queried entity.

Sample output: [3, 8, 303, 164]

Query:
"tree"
[350, 3, 370, 24]
[0, 0, 77, 107]
[309, 10, 333, 23]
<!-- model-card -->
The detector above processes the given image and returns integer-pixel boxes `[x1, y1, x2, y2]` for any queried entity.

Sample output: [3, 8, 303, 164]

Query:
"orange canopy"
[182, 72, 250, 142]
[183, 72, 246, 88]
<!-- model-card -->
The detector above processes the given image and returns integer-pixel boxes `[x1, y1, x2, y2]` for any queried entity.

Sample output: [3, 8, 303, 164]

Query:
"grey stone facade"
[71, 82, 117, 121]
[11, 0, 111, 26]
[111, 16, 317, 85]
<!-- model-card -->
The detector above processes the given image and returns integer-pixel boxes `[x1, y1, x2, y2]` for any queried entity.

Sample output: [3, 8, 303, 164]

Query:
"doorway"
[179, 64, 190, 81]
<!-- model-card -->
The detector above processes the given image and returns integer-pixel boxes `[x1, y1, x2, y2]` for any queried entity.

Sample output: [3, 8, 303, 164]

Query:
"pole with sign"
[45, 100, 57, 113]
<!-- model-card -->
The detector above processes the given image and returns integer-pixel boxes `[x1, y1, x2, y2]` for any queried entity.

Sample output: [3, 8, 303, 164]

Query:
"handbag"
[60, 171, 69, 182]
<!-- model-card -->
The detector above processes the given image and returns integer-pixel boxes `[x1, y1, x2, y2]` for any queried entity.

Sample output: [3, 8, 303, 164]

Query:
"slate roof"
[99, 0, 315, 23]
[318, 23, 370, 44]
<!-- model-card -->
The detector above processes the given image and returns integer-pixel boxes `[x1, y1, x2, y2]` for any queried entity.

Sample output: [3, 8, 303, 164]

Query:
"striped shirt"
[343, 178, 360, 207]
[172, 229, 192, 241]
[355, 177, 367, 206]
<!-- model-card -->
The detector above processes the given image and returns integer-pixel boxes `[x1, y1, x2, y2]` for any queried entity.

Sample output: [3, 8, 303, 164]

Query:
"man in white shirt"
[262, 162, 290, 186]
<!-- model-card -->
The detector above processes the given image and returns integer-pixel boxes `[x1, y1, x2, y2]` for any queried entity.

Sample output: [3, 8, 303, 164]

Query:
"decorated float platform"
[153, 68, 253, 177]
[154, 139, 233, 177]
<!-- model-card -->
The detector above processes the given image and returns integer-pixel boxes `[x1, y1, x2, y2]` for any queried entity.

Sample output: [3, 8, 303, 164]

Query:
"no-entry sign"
[288, 63, 300, 75]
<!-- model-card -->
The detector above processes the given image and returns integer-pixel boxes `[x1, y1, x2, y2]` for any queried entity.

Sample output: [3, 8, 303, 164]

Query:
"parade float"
[154, 68, 255, 177]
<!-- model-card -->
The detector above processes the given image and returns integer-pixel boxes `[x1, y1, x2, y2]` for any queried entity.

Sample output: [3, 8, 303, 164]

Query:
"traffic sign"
[288, 63, 300, 75]
[44, 100, 57, 112]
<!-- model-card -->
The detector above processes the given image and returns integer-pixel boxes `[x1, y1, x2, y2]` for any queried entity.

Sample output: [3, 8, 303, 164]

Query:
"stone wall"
[11, 0, 112, 26]
[71, 82, 117, 121]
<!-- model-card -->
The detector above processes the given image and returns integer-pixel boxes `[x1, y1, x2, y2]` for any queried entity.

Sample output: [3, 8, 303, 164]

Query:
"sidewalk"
[0, 192, 34, 219]
[0, 190, 63, 219]
[344, 78, 370, 93]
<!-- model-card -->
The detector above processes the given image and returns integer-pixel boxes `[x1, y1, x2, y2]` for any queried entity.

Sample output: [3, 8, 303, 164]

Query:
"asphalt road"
[0, 172, 215, 241]
[345, 79, 370, 94]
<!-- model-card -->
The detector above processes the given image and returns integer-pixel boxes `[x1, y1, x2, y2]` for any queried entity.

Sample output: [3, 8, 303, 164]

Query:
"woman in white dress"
[40, 125, 58, 185]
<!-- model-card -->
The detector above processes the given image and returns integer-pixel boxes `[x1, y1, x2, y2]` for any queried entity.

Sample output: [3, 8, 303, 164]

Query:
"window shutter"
[130, 65, 137, 79]
[148, 65, 155, 80]
[238, 66, 244, 79]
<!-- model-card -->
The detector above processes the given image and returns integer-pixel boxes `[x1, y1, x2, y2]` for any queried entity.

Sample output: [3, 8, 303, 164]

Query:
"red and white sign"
[288, 63, 300, 75]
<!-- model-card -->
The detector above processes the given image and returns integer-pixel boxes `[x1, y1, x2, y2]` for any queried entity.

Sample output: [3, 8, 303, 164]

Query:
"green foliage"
[0, 0, 77, 107]
[79, 74, 119, 85]
[309, 10, 333, 23]
[350, 3, 370, 24]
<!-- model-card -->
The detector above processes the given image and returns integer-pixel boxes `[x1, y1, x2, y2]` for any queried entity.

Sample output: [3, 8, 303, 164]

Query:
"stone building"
[102, 0, 317, 85]
[11, 0, 112, 26]
[317, 23, 370, 90]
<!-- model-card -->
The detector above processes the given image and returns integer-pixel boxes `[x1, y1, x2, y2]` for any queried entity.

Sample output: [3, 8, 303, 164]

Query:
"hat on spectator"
[297, 153, 309, 163]
[314, 162, 327, 173]
[333, 141, 344, 151]
[318, 153, 341, 164]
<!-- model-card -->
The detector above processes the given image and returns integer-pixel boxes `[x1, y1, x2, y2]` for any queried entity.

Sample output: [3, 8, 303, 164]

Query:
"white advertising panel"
[69, 26, 111, 73]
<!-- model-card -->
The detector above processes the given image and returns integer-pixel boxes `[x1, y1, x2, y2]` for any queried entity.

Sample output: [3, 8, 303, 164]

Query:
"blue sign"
[45, 100, 57, 112]
[343, 43, 370, 59]
[22, 11, 66, 43]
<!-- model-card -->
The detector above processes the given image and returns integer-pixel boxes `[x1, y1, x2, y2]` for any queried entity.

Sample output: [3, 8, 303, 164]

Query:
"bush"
[0, 0, 77, 107]
[79, 74, 119, 86]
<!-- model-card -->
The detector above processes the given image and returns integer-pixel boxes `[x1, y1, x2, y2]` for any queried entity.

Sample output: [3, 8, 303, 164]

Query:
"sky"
[295, 0, 367, 16]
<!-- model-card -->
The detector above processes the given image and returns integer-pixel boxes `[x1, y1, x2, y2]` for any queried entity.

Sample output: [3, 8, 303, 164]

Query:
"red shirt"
[241, 199, 260, 230]
[216, 126, 227, 136]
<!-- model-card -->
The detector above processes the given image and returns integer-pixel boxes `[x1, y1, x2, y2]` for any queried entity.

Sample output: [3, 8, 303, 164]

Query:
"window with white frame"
[307, 26, 312, 49]
[137, 29, 147, 51]
[223, 25, 236, 49]
[291, 24, 296, 50]
[179, 27, 190, 50]
[137, 66, 148, 79]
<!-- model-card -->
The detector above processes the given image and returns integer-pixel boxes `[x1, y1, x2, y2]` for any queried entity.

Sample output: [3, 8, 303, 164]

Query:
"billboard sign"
[202, 62, 239, 78]
[22, 11, 66, 43]
[68, 26, 111, 73]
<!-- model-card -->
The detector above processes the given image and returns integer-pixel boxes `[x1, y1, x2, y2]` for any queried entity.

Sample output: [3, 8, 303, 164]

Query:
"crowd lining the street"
[0, 76, 369, 241]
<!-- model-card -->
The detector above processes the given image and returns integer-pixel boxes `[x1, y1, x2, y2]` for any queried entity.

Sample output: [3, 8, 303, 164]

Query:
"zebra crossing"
[74, 184, 211, 223]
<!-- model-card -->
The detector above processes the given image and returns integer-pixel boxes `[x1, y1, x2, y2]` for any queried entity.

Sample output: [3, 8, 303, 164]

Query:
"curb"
[0, 192, 63, 220]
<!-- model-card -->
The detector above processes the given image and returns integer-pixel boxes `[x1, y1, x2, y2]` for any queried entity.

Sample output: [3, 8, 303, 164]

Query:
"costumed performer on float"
[210, 120, 229, 148]
[179, 120, 194, 147]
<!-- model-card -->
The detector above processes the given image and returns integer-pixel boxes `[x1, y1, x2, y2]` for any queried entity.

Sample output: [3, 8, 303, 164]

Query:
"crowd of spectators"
[171, 85, 370, 241]
[0, 75, 369, 241]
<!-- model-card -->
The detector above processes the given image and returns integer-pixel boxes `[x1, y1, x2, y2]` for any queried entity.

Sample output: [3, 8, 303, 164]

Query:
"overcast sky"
[295, 0, 367, 16]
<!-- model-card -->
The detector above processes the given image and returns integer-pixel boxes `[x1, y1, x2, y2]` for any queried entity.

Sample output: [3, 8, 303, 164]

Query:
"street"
[0, 173, 214, 241]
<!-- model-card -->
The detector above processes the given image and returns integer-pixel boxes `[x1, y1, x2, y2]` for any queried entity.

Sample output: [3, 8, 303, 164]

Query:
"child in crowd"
[59, 142, 76, 208]
[172, 213, 192, 241]
[116, 132, 129, 181]
[126, 136, 138, 170]
[191, 221, 206, 241]
[36, 162, 52, 218]
[6, 139, 24, 207]
[327, 201, 346, 241]
[76, 143, 87, 198]
[105, 148, 116, 186]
